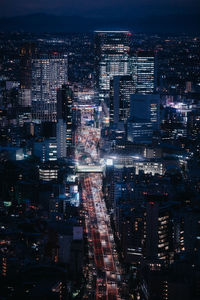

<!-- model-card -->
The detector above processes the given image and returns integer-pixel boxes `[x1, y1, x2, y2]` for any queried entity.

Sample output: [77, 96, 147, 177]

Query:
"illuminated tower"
[56, 119, 66, 159]
[133, 51, 156, 94]
[31, 53, 68, 122]
[56, 84, 73, 157]
[144, 200, 174, 266]
[110, 75, 136, 125]
[19, 43, 36, 107]
[94, 30, 131, 100]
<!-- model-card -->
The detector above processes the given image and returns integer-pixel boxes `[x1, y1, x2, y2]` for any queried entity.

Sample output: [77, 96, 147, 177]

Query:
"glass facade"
[94, 31, 131, 99]
[31, 53, 68, 122]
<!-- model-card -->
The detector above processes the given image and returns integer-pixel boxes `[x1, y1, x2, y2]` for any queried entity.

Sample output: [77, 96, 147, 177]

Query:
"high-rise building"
[144, 199, 174, 266]
[129, 51, 156, 94]
[33, 138, 57, 162]
[56, 120, 67, 159]
[110, 75, 136, 125]
[56, 84, 73, 157]
[19, 88, 31, 107]
[127, 94, 160, 143]
[130, 94, 160, 128]
[19, 43, 36, 108]
[94, 31, 131, 100]
[38, 163, 59, 182]
[31, 53, 68, 122]
[20, 43, 36, 90]
[127, 121, 155, 144]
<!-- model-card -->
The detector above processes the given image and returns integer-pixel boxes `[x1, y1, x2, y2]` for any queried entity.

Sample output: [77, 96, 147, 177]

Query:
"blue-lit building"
[127, 94, 160, 143]
[110, 75, 136, 125]
[33, 138, 57, 162]
[56, 119, 66, 159]
[56, 84, 73, 157]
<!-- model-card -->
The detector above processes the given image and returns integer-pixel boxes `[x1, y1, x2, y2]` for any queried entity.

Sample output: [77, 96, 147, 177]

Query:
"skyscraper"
[127, 94, 160, 143]
[129, 51, 156, 94]
[56, 84, 73, 158]
[94, 31, 131, 100]
[20, 43, 36, 90]
[130, 94, 160, 128]
[31, 53, 68, 122]
[110, 75, 136, 125]
[56, 119, 67, 159]
[144, 200, 173, 266]
[19, 43, 36, 108]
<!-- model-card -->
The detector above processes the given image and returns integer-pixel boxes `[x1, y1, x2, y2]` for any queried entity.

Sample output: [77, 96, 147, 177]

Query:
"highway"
[75, 103, 123, 299]
[82, 174, 122, 299]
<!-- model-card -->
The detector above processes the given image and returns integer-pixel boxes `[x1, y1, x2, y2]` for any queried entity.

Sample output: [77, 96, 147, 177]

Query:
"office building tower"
[127, 121, 155, 144]
[31, 53, 68, 122]
[129, 51, 155, 94]
[19, 43, 35, 108]
[57, 84, 73, 147]
[130, 94, 160, 128]
[56, 84, 73, 156]
[39, 163, 59, 182]
[128, 53, 137, 84]
[57, 85, 73, 122]
[33, 138, 57, 162]
[110, 75, 136, 125]
[127, 94, 160, 143]
[119, 207, 144, 264]
[144, 199, 174, 266]
[19, 88, 31, 107]
[57, 119, 67, 159]
[94, 31, 131, 100]
[20, 43, 36, 89]
[134, 161, 164, 176]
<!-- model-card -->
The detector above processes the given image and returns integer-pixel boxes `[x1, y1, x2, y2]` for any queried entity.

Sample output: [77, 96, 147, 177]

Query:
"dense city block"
[0, 30, 200, 300]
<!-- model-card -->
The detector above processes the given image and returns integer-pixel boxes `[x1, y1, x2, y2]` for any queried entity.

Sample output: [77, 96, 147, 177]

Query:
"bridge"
[75, 164, 105, 173]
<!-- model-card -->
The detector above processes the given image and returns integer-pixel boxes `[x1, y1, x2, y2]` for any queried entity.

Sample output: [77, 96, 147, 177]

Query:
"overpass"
[76, 164, 105, 173]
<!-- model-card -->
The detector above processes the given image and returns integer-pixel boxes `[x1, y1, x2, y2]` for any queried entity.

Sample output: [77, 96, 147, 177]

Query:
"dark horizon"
[1, 0, 200, 17]
[0, 12, 200, 34]
[1, 0, 200, 33]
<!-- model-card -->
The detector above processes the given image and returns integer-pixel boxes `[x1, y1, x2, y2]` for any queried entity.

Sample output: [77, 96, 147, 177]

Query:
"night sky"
[1, 0, 200, 18]
[0, 0, 200, 33]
